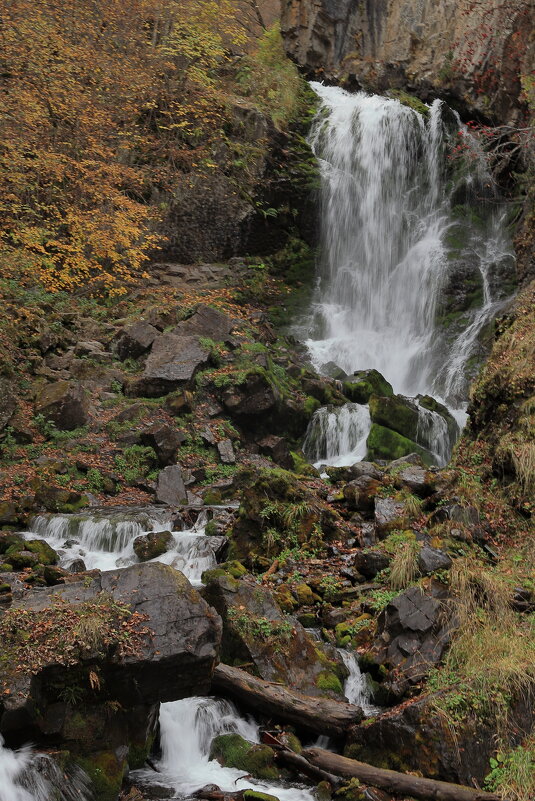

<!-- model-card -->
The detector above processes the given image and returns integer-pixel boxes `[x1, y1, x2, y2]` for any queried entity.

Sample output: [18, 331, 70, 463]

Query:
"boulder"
[133, 530, 174, 561]
[343, 475, 381, 513]
[202, 575, 346, 698]
[140, 423, 187, 467]
[368, 586, 450, 690]
[36, 381, 89, 430]
[155, 465, 187, 505]
[0, 563, 222, 737]
[320, 361, 349, 380]
[374, 498, 406, 535]
[129, 335, 210, 397]
[174, 304, 235, 341]
[217, 439, 236, 464]
[417, 546, 453, 575]
[353, 550, 391, 579]
[389, 462, 434, 497]
[222, 373, 280, 417]
[114, 322, 159, 361]
[210, 733, 280, 781]
[164, 390, 194, 416]
[343, 369, 393, 403]
[366, 424, 432, 465]
[34, 484, 87, 513]
[368, 394, 420, 441]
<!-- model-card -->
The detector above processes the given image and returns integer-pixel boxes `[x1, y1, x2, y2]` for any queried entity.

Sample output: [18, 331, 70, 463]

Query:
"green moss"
[343, 369, 393, 403]
[127, 734, 155, 770]
[76, 751, 124, 801]
[303, 395, 321, 416]
[366, 423, 432, 465]
[368, 394, 419, 441]
[203, 489, 223, 505]
[244, 792, 280, 801]
[290, 450, 319, 477]
[388, 90, 430, 117]
[316, 670, 344, 695]
[210, 734, 280, 780]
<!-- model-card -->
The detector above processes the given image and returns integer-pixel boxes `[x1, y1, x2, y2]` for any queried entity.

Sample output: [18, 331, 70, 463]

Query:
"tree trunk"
[211, 663, 363, 737]
[301, 747, 504, 801]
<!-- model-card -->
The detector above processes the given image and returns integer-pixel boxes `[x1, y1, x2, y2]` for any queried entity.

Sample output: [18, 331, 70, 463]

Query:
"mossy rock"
[133, 530, 173, 562]
[368, 394, 420, 442]
[297, 612, 317, 627]
[294, 583, 319, 605]
[25, 539, 58, 565]
[334, 778, 365, 801]
[275, 584, 298, 612]
[343, 370, 393, 404]
[76, 750, 124, 801]
[366, 424, 432, 466]
[244, 792, 280, 801]
[315, 670, 344, 695]
[210, 734, 280, 780]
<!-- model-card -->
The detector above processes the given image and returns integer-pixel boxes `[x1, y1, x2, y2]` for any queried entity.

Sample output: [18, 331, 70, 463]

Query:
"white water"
[301, 83, 514, 464]
[303, 403, 371, 467]
[0, 737, 90, 801]
[339, 650, 379, 717]
[134, 697, 314, 801]
[24, 508, 218, 585]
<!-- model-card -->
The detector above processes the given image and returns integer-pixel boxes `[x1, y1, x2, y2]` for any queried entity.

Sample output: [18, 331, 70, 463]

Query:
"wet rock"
[205, 536, 229, 561]
[133, 530, 174, 561]
[374, 498, 406, 535]
[202, 575, 346, 698]
[217, 439, 236, 464]
[129, 335, 210, 397]
[353, 550, 391, 579]
[320, 361, 349, 380]
[140, 423, 186, 467]
[343, 369, 393, 403]
[366, 424, 431, 465]
[417, 546, 453, 575]
[68, 558, 87, 573]
[114, 322, 159, 361]
[36, 380, 89, 430]
[174, 304, 235, 341]
[155, 465, 187, 505]
[369, 394, 420, 441]
[210, 733, 280, 781]
[43, 565, 70, 585]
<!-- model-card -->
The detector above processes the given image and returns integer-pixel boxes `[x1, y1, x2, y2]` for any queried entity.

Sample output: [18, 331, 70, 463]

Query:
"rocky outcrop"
[202, 574, 347, 698]
[281, 0, 534, 121]
[36, 380, 90, 430]
[0, 562, 221, 738]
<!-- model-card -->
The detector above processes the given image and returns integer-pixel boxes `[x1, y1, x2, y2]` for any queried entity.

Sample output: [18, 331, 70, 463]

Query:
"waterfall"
[339, 649, 378, 716]
[0, 737, 90, 801]
[300, 82, 514, 464]
[303, 403, 371, 466]
[133, 698, 314, 801]
[24, 508, 218, 585]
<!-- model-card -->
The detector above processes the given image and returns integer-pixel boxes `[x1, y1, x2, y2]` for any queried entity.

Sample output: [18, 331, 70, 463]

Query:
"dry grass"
[389, 539, 421, 589]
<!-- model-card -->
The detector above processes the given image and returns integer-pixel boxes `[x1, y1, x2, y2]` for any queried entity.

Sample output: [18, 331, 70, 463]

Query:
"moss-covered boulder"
[343, 370, 393, 403]
[33, 483, 89, 513]
[368, 394, 420, 441]
[366, 424, 432, 465]
[202, 574, 346, 697]
[133, 530, 173, 562]
[210, 734, 280, 780]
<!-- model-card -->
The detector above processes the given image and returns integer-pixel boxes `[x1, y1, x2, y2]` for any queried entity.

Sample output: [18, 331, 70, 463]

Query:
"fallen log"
[302, 747, 504, 801]
[212, 663, 363, 737]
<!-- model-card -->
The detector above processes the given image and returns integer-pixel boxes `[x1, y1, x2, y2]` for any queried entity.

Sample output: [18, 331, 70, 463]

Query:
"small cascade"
[134, 698, 314, 801]
[339, 649, 379, 717]
[24, 507, 218, 584]
[0, 737, 90, 801]
[303, 403, 371, 467]
[414, 398, 458, 467]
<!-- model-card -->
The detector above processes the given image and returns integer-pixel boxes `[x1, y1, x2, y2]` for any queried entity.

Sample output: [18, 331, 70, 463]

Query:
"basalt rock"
[133, 530, 174, 562]
[155, 465, 187, 505]
[140, 423, 187, 467]
[114, 322, 159, 361]
[174, 304, 235, 342]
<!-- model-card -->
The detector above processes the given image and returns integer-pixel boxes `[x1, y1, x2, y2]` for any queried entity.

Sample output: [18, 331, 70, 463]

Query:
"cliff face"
[280, 0, 534, 121]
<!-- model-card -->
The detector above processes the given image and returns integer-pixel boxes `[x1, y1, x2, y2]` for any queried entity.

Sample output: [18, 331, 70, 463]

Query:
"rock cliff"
[281, 0, 534, 121]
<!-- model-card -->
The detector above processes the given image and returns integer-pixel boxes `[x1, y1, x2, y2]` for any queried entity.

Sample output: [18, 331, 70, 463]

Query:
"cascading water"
[24, 507, 221, 585]
[0, 737, 90, 801]
[301, 82, 514, 464]
[303, 403, 371, 467]
[339, 649, 379, 717]
[133, 698, 314, 801]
